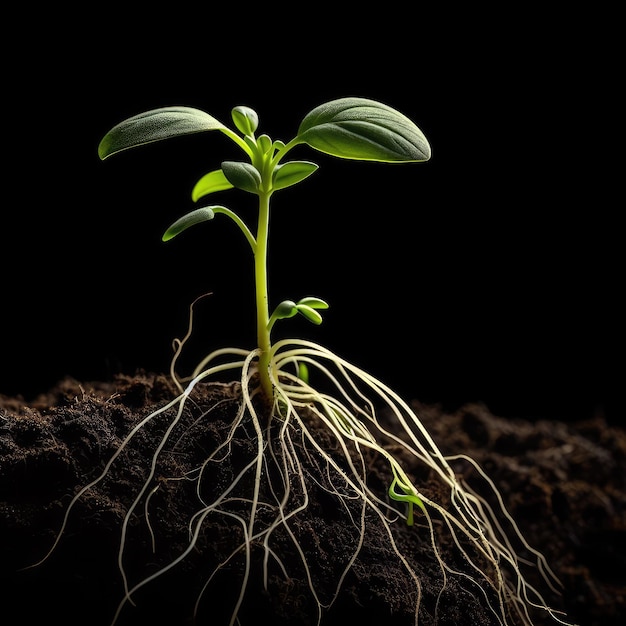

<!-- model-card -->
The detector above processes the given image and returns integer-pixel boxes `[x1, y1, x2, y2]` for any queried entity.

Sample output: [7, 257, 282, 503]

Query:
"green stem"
[255, 190, 273, 401]
[213, 207, 256, 253]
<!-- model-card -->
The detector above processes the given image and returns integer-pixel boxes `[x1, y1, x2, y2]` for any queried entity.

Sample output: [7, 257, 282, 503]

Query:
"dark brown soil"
[1, 372, 624, 626]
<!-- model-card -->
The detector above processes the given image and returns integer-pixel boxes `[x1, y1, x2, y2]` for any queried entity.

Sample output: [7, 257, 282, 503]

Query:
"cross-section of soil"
[1, 372, 623, 626]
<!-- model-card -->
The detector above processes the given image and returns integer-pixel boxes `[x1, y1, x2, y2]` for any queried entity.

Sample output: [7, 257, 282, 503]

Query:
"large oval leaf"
[98, 106, 228, 160]
[296, 97, 431, 163]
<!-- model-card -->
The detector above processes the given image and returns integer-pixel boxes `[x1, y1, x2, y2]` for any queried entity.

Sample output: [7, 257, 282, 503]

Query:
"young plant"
[34, 98, 575, 626]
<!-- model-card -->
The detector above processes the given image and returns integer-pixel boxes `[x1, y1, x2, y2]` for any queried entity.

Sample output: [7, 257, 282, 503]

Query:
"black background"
[3, 10, 621, 425]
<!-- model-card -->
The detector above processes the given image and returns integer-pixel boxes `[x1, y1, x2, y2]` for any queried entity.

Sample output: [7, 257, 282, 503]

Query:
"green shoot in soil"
[33, 98, 575, 626]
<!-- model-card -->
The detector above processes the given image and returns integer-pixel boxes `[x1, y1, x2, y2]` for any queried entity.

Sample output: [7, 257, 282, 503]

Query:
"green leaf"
[98, 106, 228, 160]
[298, 362, 309, 383]
[243, 135, 256, 152]
[297, 97, 431, 163]
[297, 296, 329, 310]
[231, 106, 258, 135]
[272, 300, 298, 320]
[257, 134, 273, 155]
[191, 169, 234, 202]
[221, 161, 261, 194]
[162, 206, 219, 241]
[296, 304, 323, 325]
[273, 161, 319, 191]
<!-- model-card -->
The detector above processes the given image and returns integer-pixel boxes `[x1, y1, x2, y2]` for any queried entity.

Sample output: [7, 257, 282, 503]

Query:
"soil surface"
[1, 371, 624, 626]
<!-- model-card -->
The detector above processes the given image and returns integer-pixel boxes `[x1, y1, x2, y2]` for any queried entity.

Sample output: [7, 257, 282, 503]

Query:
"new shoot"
[34, 98, 575, 626]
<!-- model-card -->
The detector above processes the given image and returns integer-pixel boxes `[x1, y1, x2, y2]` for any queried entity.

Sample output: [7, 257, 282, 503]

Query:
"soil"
[1, 371, 624, 626]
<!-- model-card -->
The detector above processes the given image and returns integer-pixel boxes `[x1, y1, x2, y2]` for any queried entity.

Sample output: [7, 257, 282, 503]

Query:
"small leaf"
[162, 206, 219, 241]
[244, 135, 257, 152]
[297, 296, 329, 310]
[98, 106, 227, 160]
[296, 304, 323, 325]
[191, 169, 234, 202]
[297, 97, 431, 163]
[221, 161, 261, 194]
[298, 362, 309, 383]
[231, 106, 259, 135]
[257, 134, 273, 155]
[273, 300, 298, 320]
[273, 161, 319, 191]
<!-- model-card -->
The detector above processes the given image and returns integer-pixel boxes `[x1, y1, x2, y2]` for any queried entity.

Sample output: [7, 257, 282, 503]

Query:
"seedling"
[34, 98, 575, 626]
